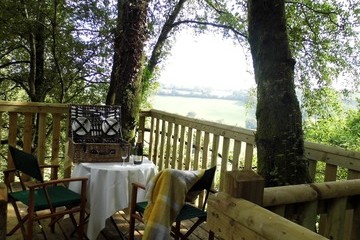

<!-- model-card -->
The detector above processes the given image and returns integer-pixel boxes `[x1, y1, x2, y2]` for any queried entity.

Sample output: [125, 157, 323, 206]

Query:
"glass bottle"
[134, 130, 143, 164]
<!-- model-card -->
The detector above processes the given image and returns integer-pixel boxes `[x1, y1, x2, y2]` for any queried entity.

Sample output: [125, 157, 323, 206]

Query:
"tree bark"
[248, 0, 311, 186]
[106, 0, 150, 140]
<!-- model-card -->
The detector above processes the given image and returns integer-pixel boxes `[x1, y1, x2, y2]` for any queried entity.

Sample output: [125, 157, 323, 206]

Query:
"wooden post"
[224, 170, 264, 206]
[0, 183, 7, 240]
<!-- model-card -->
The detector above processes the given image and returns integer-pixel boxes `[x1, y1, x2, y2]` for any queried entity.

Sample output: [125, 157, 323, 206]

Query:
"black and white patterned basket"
[68, 104, 130, 163]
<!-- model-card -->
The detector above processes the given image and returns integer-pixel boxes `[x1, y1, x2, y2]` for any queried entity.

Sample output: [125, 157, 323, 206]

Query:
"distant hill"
[157, 84, 252, 103]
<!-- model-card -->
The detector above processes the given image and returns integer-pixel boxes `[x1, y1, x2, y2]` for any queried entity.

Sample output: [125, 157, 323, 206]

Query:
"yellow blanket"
[142, 168, 205, 240]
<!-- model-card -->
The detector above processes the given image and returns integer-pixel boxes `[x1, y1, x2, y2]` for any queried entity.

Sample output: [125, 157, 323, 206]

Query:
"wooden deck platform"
[6, 204, 216, 240]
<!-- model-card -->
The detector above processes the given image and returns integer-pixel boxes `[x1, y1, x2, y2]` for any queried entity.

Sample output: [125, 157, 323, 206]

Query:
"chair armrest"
[39, 164, 59, 169]
[209, 188, 217, 194]
[132, 182, 146, 190]
[3, 169, 16, 174]
[3, 169, 16, 180]
[28, 177, 88, 189]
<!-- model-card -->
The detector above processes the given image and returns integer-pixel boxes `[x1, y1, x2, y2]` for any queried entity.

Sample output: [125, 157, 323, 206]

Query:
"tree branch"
[286, 1, 337, 15]
[172, 20, 248, 39]
[203, 0, 227, 15]
[0, 61, 29, 69]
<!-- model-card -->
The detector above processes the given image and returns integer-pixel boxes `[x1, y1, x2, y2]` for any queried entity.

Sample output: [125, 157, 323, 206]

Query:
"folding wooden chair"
[4, 145, 88, 239]
[129, 166, 216, 240]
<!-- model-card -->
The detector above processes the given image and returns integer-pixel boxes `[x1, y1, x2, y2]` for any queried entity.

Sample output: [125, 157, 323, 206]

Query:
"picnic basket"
[68, 104, 130, 163]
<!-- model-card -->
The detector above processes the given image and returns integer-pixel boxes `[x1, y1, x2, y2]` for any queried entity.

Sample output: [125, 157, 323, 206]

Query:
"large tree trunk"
[248, 0, 311, 186]
[106, 0, 150, 141]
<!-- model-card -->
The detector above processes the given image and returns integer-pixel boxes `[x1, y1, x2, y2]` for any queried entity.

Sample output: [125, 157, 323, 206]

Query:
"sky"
[157, 31, 256, 91]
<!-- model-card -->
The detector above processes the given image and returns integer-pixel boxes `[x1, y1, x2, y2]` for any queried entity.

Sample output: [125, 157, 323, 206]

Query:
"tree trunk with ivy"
[248, 0, 311, 187]
[106, 0, 150, 141]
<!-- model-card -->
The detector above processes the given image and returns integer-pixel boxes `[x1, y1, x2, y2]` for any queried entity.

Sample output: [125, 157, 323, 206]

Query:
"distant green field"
[151, 95, 255, 128]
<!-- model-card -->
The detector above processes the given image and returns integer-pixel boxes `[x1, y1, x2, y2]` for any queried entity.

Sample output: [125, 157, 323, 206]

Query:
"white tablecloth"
[69, 158, 157, 240]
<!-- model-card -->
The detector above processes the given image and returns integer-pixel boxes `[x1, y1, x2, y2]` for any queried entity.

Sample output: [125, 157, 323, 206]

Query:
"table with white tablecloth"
[69, 158, 157, 240]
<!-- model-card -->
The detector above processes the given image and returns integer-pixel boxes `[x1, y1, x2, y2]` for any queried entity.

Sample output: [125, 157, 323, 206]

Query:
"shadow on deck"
[6, 204, 216, 240]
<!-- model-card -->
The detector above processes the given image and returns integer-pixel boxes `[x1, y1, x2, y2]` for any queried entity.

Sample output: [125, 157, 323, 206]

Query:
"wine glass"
[120, 144, 129, 166]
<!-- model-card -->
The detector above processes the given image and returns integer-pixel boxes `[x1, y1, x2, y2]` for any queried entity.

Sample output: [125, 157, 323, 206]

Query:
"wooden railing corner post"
[224, 169, 264, 206]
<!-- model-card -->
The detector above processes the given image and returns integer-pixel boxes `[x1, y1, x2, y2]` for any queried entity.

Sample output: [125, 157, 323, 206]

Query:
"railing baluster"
[8, 112, 18, 179]
[23, 113, 33, 153]
[193, 129, 202, 170]
[185, 127, 193, 170]
[348, 169, 360, 180]
[153, 117, 160, 167]
[323, 197, 347, 239]
[244, 143, 254, 170]
[178, 125, 186, 170]
[220, 137, 230, 190]
[158, 119, 166, 170]
[352, 201, 360, 239]
[202, 132, 210, 169]
[51, 113, 61, 166]
[164, 121, 173, 168]
[148, 116, 155, 163]
[324, 163, 338, 181]
[232, 140, 242, 170]
[211, 134, 220, 188]
[171, 123, 179, 168]
[37, 112, 47, 165]
[308, 160, 317, 181]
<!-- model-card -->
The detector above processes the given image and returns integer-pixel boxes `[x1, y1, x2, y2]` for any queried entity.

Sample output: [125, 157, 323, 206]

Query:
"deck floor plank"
[6, 204, 218, 240]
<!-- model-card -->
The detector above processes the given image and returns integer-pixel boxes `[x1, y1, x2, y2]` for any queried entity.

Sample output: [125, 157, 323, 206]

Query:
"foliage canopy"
[0, 0, 358, 108]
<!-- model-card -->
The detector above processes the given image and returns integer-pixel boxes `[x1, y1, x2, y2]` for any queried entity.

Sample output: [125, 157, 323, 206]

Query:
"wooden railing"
[262, 179, 360, 240]
[139, 109, 360, 190]
[1, 102, 359, 185]
[208, 192, 329, 240]
[209, 178, 360, 240]
[1, 101, 360, 239]
[139, 109, 256, 190]
[0, 102, 360, 185]
[0, 101, 70, 179]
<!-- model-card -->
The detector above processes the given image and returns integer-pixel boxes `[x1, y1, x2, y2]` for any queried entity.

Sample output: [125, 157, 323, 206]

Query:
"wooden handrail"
[208, 192, 329, 240]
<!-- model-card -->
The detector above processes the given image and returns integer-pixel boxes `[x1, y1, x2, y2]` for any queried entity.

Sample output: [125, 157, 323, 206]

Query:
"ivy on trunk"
[248, 0, 311, 186]
[106, 0, 150, 141]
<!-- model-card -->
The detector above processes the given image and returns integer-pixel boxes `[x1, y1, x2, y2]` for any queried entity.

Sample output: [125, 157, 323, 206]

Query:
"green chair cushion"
[135, 201, 148, 213]
[135, 201, 206, 221]
[176, 203, 207, 221]
[9, 185, 81, 211]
